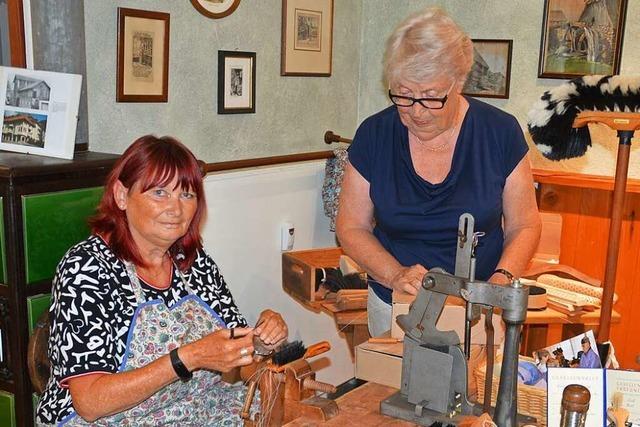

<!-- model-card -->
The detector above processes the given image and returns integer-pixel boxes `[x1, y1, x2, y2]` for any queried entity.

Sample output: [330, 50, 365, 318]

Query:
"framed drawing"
[190, 0, 241, 19]
[0, 66, 81, 159]
[538, 0, 628, 79]
[281, 0, 333, 76]
[463, 39, 513, 99]
[117, 8, 169, 102]
[217, 50, 255, 114]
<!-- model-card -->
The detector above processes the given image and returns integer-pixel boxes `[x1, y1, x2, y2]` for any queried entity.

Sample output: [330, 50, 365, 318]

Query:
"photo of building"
[5, 74, 51, 110]
[1, 110, 47, 147]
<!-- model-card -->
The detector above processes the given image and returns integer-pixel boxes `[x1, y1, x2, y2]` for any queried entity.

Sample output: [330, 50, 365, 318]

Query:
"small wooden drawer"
[282, 247, 343, 305]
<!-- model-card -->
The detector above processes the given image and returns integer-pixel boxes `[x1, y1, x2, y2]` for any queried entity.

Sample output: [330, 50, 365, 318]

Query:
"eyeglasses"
[388, 82, 455, 110]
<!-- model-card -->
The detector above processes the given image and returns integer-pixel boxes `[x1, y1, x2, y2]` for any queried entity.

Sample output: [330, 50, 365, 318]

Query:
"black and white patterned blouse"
[36, 235, 247, 425]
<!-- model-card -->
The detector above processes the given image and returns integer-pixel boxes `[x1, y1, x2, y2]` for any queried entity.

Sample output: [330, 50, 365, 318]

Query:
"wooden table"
[521, 307, 621, 355]
[284, 382, 414, 426]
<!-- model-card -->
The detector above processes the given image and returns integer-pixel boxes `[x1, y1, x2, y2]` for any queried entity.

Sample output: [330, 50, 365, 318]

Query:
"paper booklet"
[547, 367, 640, 426]
[1, 66, 81, 160]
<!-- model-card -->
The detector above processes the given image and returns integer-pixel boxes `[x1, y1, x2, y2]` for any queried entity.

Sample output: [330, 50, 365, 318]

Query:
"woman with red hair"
[36, 135, 288, 426]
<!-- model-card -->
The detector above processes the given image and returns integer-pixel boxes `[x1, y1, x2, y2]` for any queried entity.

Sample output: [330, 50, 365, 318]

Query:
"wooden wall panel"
[538, 183, 640, 368]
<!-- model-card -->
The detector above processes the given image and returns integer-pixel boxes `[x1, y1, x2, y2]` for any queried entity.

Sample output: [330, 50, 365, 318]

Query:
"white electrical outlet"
[281, 222, 294, 251]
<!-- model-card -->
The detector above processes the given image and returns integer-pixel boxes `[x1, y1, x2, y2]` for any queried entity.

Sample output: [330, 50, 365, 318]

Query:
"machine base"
[380, 391, 537, 426]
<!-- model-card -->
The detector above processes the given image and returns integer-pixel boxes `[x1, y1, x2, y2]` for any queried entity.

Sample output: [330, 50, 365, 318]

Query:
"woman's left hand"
[254, 309, 288, 349]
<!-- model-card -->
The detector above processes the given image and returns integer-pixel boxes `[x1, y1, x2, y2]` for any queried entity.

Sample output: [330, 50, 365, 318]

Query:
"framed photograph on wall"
[190, 0, 241, 19]
[218, 50, 255, 114]
[281, 0, 333, 76]
[0, 66, 81, 159]
[537, 0, 628, 79]
[463, 39, 513, 99]
[117, 7, 170, 102]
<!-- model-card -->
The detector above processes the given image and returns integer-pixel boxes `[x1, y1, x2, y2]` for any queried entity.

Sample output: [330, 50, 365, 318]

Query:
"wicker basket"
[475, 355, 547, 426]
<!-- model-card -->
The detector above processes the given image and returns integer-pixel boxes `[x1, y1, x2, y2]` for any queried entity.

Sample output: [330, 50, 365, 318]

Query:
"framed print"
[117, 8, 169, 102]
[537, 0, 628, 79]
[463, 39, 513, 99]
[190, 0, 241, 19]
[217, 50, 255, 114]
[1, 66, 81, 159]
[281, 0, 333, 76]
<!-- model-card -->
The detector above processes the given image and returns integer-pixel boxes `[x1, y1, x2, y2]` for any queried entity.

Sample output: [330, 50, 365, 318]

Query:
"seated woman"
[36, 135, 288, 426]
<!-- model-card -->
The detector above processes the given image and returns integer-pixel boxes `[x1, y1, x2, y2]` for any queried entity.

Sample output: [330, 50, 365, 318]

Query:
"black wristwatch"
[170, 348, 193, 382]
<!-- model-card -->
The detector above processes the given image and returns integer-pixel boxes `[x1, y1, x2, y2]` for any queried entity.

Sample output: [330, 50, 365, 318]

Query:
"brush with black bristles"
[271, 340, 331, 367]
[528, 74, 640, 161]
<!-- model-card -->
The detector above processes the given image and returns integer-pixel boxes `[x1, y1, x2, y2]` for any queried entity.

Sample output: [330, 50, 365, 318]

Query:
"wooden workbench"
[284, 382, 414, 426]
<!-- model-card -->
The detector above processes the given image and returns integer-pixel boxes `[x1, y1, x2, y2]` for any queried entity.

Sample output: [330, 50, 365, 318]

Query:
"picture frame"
[190, 0, 241, 19]
[116, 7, 169, 102]
[281, 0, 333, 76]
[217, 50, 256, 114]
[537, 0, 628, 79]
[1, 66, 81, 159]
[463, 39, 513, 99]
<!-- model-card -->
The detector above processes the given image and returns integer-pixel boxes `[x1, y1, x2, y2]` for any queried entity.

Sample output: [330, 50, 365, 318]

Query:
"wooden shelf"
[533, 168, 640, 194]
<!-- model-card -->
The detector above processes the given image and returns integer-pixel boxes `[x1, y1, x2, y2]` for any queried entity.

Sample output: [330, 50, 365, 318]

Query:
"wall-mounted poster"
[281, 0, 333, 76]
[117, 8, 170, 102]
[218, 50, 256, 114]
[0, 66, 80, 159]
[538, 0, 628, 79]
[463, 39, 512, 99]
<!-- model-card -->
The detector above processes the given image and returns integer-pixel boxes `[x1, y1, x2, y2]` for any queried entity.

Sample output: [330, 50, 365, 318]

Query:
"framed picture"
[190, 0, 241, 19]
[463, 39, 513, 99]
[217, 50, 255, 114]
[117, 8, 169, 102]
[537, 0, 628, 79]
[281, 0, 333, 76]
[0, 66, 81, 159]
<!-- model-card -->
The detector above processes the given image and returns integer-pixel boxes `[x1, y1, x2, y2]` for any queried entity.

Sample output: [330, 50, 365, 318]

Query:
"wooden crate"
[282, 247, 343, 305]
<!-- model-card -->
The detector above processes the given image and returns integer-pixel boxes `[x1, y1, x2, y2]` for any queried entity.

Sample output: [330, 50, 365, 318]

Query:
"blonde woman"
[336, 7, 541, 336]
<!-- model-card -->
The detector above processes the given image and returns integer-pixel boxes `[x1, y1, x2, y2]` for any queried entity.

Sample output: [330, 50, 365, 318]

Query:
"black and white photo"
[218, 50, 255, 114]
[295, 10, 321, 51]
[131, 31, 154, 80]
[5, 73, 51, 110]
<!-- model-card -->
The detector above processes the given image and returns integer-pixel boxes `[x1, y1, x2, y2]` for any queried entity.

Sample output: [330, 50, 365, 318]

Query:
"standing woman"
[37, 135, 288, 425]
[336, 7, 541, 337]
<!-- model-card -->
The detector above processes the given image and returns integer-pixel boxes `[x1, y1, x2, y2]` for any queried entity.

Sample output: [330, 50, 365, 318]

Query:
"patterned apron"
[59, 262, 254, 426]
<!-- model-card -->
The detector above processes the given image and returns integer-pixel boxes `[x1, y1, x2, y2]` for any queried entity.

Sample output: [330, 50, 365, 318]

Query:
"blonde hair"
[383, 7, 473, 89]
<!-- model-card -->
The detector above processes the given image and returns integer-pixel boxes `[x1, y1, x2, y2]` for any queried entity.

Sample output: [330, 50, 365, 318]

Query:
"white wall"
[200, 160, 354, 386]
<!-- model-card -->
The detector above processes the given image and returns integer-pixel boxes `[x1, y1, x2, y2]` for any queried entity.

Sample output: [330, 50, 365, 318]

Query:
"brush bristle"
[272, 341, 306, 366]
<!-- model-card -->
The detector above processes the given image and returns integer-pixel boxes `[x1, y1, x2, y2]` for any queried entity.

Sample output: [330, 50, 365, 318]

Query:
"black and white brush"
[527, 75, 640, 161]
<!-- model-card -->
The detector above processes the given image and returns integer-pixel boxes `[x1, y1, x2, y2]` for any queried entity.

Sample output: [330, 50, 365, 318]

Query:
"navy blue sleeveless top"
[348, 98, 528, 304]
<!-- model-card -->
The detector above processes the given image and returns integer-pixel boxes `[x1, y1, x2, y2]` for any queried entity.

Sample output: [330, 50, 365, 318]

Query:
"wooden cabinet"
[534, 169, 640, 370]
[0, 151, 117, 427]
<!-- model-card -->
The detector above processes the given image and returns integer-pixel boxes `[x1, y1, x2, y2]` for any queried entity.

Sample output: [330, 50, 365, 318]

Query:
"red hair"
[90, 135, 206, 270]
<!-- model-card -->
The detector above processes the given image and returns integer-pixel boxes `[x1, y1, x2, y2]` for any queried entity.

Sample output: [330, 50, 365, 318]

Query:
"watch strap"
[494, 268, 515, 282]
[170, 348, 192, 381]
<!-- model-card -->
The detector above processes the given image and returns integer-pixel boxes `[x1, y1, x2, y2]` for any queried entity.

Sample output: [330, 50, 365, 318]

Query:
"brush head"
[528, 75, 640, 161]
[271, 341, 306, 366]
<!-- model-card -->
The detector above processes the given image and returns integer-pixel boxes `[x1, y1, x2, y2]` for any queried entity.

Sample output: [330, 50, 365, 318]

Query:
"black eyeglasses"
[388, 83, 455, 110]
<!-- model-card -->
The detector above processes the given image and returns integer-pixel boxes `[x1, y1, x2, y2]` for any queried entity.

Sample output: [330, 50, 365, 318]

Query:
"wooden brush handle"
[608, 407, 629, 427]
[304, 341, 331, 359]
[241, 380, 258, 420]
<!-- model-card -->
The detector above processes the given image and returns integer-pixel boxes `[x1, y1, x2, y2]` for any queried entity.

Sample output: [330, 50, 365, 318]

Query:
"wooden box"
[282, 247, 343, 305]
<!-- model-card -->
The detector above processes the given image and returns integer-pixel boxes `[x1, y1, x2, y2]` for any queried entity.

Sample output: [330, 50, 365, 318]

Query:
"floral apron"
[59, 262, 254, 426]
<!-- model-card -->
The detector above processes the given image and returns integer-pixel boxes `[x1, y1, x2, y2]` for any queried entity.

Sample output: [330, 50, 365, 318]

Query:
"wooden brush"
[608, 391, 629, 427]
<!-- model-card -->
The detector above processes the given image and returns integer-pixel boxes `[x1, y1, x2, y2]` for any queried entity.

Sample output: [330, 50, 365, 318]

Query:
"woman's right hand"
[181, 327, 255, 373]
[389, 264, 428, 295]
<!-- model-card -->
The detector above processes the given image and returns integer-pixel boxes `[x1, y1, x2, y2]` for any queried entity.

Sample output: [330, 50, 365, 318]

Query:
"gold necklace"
[416, 126, 456, 152]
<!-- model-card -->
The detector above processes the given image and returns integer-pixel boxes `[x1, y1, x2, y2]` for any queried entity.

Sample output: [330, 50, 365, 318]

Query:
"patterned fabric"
[60, 264, 254, 426]
[322, 147, 349, 231]
[37, 235, 248, 425]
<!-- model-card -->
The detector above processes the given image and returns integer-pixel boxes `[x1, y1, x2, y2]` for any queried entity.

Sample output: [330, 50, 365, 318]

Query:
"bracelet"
[494, 268, 514, 282]
[170, 348, 192, 382]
